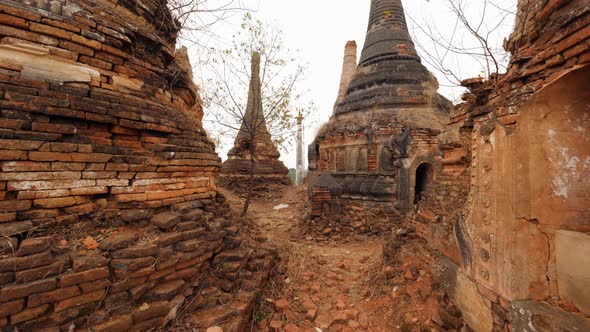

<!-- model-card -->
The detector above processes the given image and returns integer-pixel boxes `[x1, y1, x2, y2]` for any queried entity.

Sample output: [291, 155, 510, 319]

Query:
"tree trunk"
[241, 146, 256, 216]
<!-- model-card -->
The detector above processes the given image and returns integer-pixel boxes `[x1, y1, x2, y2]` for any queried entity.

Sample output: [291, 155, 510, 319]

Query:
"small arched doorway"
[414, 163, 435, 204]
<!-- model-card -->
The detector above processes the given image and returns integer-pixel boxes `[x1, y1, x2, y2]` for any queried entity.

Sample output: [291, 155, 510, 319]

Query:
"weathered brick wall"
[0, 1, 277, 330]
[411, 0, 590, 331]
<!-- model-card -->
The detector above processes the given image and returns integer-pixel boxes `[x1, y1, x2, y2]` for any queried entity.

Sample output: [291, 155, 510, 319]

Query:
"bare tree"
[407, 0, 518, 96]
[160, 0, 252, 48]
[202, 14, 315, 215]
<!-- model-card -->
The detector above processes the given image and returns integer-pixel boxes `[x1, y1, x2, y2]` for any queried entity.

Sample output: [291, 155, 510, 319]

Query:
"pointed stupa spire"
[228, 51, 280, 160]
[334, 0, 448, 116]
[359, 0, 420, 66]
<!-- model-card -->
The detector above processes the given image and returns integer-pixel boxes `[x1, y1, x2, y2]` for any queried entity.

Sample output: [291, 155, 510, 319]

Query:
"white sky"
[187, 0, 517, 168]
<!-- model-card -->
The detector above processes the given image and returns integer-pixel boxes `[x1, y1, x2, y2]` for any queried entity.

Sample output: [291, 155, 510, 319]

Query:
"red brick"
[17, 190, 69, 200]
[30, 123, 77, 135]
[131, 301, 169, 323]
[0, 199, 31, 212]
[27, 286, 80, 307]
[58, 40, 93, 56]
[71, 34, 102, 49]
[0, 213, 16, 223]
[113, 266, 154, 280]
[51, 162, 85, 171]
[0, 24, 58, 46]
[70, 186, 108, 195]
[0, 150, 27, 160]
[0, 139, 43, 151]
[40, 18, 80, 33]
[0, 3, 41, 21]
[110, 277, 146, 294]
[7, 179, 95, 191]
[71, 255, 108, 272]
[0, 171, 81, 181]
[91, 314, 133, 332]
[79, 55, 112, 70]
[1, 162, 51, 172]
[15, 260, 68, 283]
[29, 22, 71, 39]
[60, 267, 110, 287]
[0, 13, 26, 28]
[0, 299, 23, 317]
[148, 266, 175, 281]
[10, 304, 48, 324]
[34, 196, 77, 208]
[54, 289, 105, 312]
[0, 278, 56, 302]
[79, 278, 110, 293]
[0, 118, 28, 129]
[65, 202, 97, 214]
[16, 237, 51, 256]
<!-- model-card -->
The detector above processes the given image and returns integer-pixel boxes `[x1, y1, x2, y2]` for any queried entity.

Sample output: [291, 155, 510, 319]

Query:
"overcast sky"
[187, 0, 517, 168]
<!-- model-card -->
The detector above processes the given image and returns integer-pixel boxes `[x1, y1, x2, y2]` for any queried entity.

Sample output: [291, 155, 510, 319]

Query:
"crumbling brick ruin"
[218, 52, 290, 195]
[308, 0, 452, 225]
[413, 0, 590, 330]
[0, 1, 277, 330]
[310, 0, 590, 331]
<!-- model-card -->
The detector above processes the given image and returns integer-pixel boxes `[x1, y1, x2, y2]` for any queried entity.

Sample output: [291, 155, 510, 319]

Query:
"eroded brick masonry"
[0, 0, 276, 330]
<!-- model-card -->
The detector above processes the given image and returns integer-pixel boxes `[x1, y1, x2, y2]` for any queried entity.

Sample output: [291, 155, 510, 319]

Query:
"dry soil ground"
[220, 185, 442, 332]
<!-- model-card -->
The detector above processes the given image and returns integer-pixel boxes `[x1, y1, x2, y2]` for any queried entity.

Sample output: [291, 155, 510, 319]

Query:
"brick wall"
[0, 0, 277, 330]
[411, 0, 590, 330]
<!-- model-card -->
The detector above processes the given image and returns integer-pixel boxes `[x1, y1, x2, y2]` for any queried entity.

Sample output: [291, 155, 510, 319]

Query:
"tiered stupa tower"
[308, 0, 451, 218]
[219, 52, 289, 191]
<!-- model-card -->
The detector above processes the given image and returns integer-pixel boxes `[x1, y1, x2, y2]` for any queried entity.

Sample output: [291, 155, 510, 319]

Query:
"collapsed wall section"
[0, 1, 277, 330]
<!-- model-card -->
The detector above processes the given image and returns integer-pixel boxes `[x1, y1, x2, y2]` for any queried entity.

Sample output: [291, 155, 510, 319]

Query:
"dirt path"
[220, 186, 409, 332]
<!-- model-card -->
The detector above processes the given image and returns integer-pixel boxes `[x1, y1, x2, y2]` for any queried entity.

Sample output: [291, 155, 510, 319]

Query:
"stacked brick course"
[0, 0, 277, 330]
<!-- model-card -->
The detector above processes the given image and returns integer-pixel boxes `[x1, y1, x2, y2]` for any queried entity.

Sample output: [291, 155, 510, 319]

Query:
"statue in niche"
[382, 128, 412, 170]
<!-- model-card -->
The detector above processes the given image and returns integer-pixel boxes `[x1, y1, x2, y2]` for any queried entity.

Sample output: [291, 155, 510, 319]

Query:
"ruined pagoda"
[219, 52, 290, 192]
[308, 0, 451, 217]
